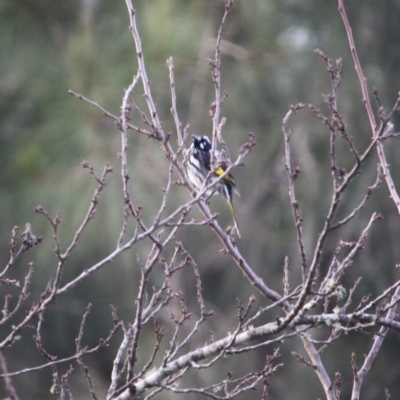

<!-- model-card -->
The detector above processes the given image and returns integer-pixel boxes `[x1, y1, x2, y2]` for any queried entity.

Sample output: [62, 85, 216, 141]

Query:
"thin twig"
[338, 0, 400, 212]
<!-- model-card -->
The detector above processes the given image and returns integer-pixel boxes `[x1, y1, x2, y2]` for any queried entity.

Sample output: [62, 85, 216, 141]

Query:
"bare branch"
[282, 103, 308, 279]
[338, 0, 400, 212]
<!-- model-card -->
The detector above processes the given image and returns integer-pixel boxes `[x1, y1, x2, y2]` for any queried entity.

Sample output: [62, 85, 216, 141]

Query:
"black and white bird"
[186, 135, 240, 236]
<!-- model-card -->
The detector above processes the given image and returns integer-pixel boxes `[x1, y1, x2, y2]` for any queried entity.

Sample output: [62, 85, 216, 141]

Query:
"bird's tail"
[228, 200, 241, 238]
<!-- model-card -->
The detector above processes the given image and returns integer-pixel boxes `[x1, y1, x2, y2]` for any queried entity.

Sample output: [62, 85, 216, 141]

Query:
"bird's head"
[192, 135, 211, 152]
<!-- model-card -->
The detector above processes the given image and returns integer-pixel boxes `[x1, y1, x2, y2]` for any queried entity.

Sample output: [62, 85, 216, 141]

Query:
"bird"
[186, 135, 240, 237]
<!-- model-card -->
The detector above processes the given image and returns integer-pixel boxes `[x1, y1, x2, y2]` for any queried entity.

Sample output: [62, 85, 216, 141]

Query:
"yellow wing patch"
[214, 166, 235, 185]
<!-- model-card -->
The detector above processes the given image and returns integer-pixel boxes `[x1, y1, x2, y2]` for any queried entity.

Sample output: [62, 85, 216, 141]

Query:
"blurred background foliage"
[1, 0, 400, 398]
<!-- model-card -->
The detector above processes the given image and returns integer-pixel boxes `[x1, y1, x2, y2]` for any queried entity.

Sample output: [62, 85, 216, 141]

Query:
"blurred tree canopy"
[1, 0, 400, 398]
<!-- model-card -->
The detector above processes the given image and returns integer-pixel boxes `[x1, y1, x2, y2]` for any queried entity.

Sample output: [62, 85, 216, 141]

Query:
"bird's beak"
[192, 135, 200, 142]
